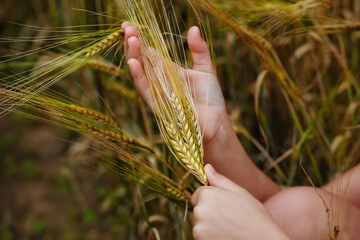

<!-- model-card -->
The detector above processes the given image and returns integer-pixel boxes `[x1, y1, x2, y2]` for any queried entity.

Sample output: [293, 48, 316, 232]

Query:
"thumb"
[188, 26, 215, 74]
[205, 164, 246, 194]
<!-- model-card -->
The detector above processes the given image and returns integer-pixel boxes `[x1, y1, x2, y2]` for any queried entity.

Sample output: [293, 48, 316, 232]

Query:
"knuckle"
[193, 206, 205, 220]
[236, 187, 249, 196]
[193, 224, 207, 240]
[193, 187, 212, 205]
[191, 187, 203, 205]
[200, 187, 213, 199]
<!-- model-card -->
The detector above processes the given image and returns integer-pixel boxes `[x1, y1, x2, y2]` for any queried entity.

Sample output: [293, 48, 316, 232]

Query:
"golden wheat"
[189, 0, 303, 105]
[65, 104, 119, 128]
[97, 140, 189, 201]
[81, 123, 153, 153]
[86, 58, 129, 78]
[85, 29, 124, 57]
[166, 183, 186, 200]
[164, 120, 206, 184]
[184, 98, 204, 160]
[169, 93, 203, 166]
[122, 0, 208, 185]
[81, 123, 135, 144]
[104, 81, 138, 101]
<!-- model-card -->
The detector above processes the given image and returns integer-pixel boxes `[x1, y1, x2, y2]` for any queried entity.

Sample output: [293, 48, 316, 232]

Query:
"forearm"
[322, 163, 360, 208]
[203, 115, 280, 202]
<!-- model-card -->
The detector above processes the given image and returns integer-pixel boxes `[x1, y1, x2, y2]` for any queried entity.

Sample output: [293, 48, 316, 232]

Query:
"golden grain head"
[85, 29, 124, 57]
[66, 104, 119, 128]
[86, 58, 129, 78]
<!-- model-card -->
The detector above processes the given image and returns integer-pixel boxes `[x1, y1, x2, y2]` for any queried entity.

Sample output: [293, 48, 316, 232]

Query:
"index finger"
[191, 186, 212, 205]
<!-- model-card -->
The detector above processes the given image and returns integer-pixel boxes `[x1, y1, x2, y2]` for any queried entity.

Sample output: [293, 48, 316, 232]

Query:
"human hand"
[122, 22, 229, 145]
[191, 164, 289, 240]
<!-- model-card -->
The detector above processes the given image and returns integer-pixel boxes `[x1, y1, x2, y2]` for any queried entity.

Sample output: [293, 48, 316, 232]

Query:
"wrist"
[202, 108, 281, 201]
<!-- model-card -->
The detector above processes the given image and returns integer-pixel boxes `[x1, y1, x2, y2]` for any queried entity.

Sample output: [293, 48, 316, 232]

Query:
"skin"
[322, 164, 360, 209]
[265, 186, 360, 240]
[122, 21, 360, 239]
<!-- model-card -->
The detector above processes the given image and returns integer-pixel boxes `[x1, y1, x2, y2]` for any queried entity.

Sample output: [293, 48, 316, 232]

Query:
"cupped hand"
[191, 164, 289, 240]
[122, 21, 229, 145]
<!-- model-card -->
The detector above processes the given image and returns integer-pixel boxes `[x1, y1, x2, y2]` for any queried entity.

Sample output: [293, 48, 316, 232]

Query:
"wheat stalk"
[0, 26, 126, 118]
[103, 144, 190, 201]
[2, 87, 190, 200]
[87, 136, 190, 201]
[190, 0, 303, 105]
[104, 81, 138, 101]
[86, 58, 129, 79]
[122, 0, 208, 185]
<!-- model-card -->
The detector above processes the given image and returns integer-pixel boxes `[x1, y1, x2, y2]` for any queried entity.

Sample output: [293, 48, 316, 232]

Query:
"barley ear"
[85, 29, 124, 57]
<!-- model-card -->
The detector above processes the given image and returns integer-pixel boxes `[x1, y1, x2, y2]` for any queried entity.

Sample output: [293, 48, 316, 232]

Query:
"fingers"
[123, 23, 218, 114]
[127, 36, 143, 64]
[122, 21, 141, 62]
[121, 21, 132, 31]
[205, 164, 246, 194]
[191, 164, 246, 205]
[146, 47, 183, 79]
[122, 21, 153, 108]
[191, 186, 206, 206]
[188, 26, 215, 74]
[127, 58, 153, 109]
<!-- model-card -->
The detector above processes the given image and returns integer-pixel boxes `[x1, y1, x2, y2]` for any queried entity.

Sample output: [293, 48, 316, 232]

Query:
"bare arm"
[322, 163, 360, 208]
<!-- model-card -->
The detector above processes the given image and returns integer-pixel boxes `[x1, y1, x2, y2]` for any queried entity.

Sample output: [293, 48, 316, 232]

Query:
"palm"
[186, 69, 226, 144]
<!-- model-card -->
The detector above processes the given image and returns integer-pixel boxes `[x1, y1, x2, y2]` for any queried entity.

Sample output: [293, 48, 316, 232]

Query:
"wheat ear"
[81, 123, 133, 143]
[162, 93, 206, 184]
[169, 93, 204, 166]
[81, 123, 153, 153]
[164, 120, 206, 185]
[65, 104, 119, 128]
[85, 29, 124, 57]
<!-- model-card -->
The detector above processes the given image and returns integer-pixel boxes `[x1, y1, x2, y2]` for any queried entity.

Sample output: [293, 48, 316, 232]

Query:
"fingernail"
[206, 164, 216, 173]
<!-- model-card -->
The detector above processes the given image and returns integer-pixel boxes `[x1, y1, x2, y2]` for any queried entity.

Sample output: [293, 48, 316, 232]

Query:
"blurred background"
[1, 0, 360, 239]
[0, 1, 142, 239]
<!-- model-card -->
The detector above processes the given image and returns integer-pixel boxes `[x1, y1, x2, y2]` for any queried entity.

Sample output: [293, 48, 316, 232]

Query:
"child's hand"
[122, 22, 228, 145]
[191, 164, 289, 240]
